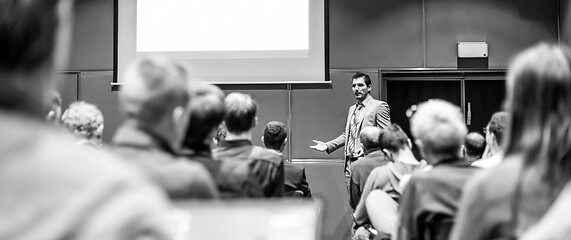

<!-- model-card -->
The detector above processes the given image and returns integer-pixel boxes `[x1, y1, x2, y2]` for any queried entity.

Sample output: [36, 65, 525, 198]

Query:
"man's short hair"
[410, 99, 467, 157]
[379, 124, 409, 152]
[352, 72, 372, 86]
[119, 56, 190, 126]
[214, 124, 227, 143]
[487, 111, 508, 144]
[224, 92, 257, 133]
[0, 0, 64, 73]
[182, 82, 226, 148]
[360, 126, 381, 151]
[464, 132, 486, 158]
[263, 121, 287, 151]
[61, 101, 104, 140]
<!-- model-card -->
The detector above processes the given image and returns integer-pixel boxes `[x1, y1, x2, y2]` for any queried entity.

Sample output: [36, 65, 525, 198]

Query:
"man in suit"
[213, 92, 285, 197]
[0, 1, 172, 239]
[263, 121, 312, 197]
[311, 72, 391, 186]
[112, 56, 219, 200]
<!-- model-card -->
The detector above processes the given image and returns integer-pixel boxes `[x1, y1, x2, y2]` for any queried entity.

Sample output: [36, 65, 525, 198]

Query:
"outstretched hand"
[310, 140, 327, 152]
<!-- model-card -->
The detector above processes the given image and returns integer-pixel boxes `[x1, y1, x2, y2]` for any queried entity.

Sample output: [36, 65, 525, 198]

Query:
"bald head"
[360, 126, 382, 153]
[464, 132, 486, 159]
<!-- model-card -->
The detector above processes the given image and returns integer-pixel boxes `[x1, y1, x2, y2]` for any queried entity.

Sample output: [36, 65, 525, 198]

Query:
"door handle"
[467, 102, 471, 126]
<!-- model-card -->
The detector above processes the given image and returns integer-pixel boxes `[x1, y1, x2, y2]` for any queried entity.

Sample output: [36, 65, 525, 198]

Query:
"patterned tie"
[347, 103, 364, 157]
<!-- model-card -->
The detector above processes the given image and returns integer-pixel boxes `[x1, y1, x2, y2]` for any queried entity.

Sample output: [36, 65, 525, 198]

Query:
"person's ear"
[491, 133, 498, 146]
[261, 136, 264, 144]
[382, 149, 394, 162]
[414, 139, 424, 152]
[252, 116, 258, 129]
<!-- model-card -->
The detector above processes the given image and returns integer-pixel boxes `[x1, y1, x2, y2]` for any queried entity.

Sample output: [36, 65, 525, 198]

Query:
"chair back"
[419, 212, 455, 240]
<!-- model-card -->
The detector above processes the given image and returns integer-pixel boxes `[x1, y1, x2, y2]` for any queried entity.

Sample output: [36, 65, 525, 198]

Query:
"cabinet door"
[386, 80, 462, 159]
[464, 80, 506, 134]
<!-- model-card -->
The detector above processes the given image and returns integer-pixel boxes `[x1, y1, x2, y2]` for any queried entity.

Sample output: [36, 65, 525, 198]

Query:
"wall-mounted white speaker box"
[458, 42, 488, 58]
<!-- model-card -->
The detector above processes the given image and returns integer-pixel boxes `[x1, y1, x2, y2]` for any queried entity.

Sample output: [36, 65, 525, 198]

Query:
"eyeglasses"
[405, 104, 418, 118]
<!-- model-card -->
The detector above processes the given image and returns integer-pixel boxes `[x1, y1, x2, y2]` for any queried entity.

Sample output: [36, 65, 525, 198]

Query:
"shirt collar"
[357, 94, 373, 107]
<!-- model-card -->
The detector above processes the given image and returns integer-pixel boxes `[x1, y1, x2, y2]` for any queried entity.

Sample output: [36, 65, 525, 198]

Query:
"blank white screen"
[117, 0, 326, 83]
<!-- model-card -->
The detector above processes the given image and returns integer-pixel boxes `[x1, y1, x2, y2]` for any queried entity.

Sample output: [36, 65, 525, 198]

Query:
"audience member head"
[119, 56, 190, 146]
[485, 111, 508, 152]
[0, 0, 73, 116]
[182, 81, 226, 150]
[214, 124, 227, 145]
[263, 121, 287, 152]
[61, 101, 104, 147]
[224, 92, 258, 135]
[463, 132, 486, 162]
[503, 43, 571, 188]
[46, 90, 62, 124]
[379, 124, 418, 164]
[409, 99, 467, 164]
[359, 126, 381, 155]
[379, 124, 410, 153]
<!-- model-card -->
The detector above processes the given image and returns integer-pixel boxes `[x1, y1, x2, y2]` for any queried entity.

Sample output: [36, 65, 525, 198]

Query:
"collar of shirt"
[216, 139, 253, 149]
[356, 94, 373, 108]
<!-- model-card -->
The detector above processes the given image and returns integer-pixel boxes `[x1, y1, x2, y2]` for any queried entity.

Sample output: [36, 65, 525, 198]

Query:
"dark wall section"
[561, 0, 571, 45]
[425, 0, 558, 68]
[68, 0, 114, 70]
[329, 0, 424, 68]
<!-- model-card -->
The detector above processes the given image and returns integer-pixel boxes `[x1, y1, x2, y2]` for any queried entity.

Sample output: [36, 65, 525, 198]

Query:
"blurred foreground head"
[503, 43, 571, 188]
[0, 0, 73, 116]
[409, 99, 467, 164]
[119, 55, 191, 147]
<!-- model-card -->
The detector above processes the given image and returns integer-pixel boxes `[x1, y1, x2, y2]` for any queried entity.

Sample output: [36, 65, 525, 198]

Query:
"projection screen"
[115, 0, 328, 84]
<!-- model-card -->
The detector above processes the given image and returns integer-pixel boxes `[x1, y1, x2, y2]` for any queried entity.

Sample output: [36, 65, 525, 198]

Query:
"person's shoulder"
[285, 162, 304, 172]
[466, 157, 521, 195]
[250, 146, 283, 164]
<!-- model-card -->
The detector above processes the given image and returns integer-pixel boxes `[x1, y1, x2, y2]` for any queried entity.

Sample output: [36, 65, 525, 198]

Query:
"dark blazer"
[213, 139, 285, 198]
[349, 150, 390, 209]
[112, 125, 219, 200]
[326, 95, 391, 156]
[284, 163, 312, 197]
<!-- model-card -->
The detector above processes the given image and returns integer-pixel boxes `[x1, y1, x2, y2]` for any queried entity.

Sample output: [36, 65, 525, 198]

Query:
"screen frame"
[113, 0, 330, 85]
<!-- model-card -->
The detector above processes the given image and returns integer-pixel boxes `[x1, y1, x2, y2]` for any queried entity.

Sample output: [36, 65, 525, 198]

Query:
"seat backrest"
[419, 212, 455, 240]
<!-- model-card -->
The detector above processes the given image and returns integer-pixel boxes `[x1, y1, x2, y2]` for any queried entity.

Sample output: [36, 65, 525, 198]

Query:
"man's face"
[352, 77, 371, 102]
